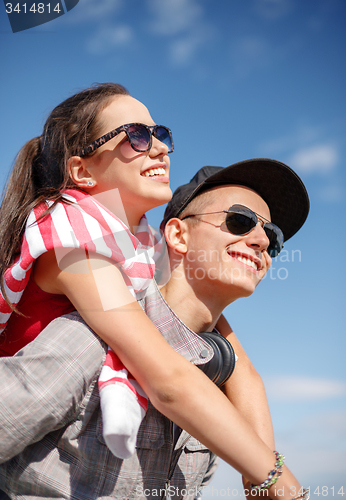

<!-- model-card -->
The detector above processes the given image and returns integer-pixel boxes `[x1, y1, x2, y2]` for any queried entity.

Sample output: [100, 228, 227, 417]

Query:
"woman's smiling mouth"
[141, 167, 166, 177]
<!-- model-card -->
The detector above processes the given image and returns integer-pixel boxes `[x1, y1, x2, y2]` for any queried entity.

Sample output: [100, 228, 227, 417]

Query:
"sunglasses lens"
[226, 209, 256, 235]
[153, 126, 174, 153]
[264, 224, 284, 258]
[127, 124, 151, 151]
[226, 205, 284, 257]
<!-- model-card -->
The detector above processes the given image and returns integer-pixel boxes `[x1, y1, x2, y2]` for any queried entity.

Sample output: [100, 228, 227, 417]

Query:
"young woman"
[0, 82, 174, 459]
[0, 83, 307, 499]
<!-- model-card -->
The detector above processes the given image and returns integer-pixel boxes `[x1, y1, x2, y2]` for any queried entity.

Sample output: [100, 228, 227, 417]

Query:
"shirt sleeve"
[200, 453, 219, 490]
[0, 312, 106, 463]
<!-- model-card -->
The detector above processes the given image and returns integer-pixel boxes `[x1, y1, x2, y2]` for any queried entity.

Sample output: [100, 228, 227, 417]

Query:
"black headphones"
[196, 329, 236, 387]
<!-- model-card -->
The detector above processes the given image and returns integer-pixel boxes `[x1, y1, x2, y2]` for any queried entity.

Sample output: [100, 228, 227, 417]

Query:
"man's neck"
[160, 277, 222, 333]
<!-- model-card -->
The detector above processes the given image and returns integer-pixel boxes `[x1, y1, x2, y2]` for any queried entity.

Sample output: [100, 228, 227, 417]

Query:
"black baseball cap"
[162, 158, 310, 242]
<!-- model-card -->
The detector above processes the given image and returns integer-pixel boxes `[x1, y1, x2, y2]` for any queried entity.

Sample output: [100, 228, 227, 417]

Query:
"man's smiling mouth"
[236, 255, 259, 271]
[227, 251, 261, 271]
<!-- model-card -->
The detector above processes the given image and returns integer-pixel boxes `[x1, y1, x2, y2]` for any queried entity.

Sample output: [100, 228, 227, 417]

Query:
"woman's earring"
[87, 181, 94, 187]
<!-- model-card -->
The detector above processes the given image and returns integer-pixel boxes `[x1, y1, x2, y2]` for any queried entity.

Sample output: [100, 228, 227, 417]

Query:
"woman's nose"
[149, 135, 169, 156]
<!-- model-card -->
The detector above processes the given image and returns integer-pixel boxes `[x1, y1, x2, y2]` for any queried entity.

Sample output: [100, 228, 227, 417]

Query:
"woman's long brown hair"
[0, 82, 129, 310]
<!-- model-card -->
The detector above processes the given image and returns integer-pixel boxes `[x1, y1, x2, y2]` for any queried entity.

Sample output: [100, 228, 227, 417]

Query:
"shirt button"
[200, 349, 209, 359]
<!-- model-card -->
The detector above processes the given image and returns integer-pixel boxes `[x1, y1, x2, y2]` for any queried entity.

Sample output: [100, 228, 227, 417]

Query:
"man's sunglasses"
[181, 204, 284, 258]
[79, 122, 174, 157]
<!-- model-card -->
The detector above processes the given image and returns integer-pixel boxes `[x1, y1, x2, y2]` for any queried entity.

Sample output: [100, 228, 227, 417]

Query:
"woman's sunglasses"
[79, 122, 174, 157]
[181, 204, 284, 258]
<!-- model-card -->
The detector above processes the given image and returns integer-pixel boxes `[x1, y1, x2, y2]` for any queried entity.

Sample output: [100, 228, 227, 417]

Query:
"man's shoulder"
[34, 311, 107, 364]
[0, 312, 106, 463]
[139, 281, 214, 365]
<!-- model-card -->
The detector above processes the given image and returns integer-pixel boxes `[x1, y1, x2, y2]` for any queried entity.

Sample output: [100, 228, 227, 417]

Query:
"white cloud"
[260, 125, 323, 155]
[290, 144, 339, 175]
[232, 36, 269, 62]
[147, 0, 203, 36]
[317, 183, 345, 203]
[274, 410, 346, 485]
[260, 124, 341, 177]
[169, 32, 207, 65]
[254, 0, 293, 20]
[303, 410, 346, 434]
[228, 34, 293, 79]
[207, 410, 346, 497]
[63, 0, 123, 24]
[264, 375, 346, 401]
[282, 441, 346, 482]
[65, 0, 214, 67]
[86, 24, 134, 55]
[145, 0, 216, 67]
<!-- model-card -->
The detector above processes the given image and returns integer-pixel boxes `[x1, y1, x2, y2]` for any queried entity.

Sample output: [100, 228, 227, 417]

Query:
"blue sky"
[1, 0, 345, 496]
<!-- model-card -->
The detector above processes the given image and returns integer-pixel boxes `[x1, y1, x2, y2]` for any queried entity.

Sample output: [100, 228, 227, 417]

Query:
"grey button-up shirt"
[0, 281, 218, 499]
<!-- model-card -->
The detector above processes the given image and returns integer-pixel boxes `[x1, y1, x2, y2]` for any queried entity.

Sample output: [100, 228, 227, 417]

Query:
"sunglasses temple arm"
[79, 127, 123, 156]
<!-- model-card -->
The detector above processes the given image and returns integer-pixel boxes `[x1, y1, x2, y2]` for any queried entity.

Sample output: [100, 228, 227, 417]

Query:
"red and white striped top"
[0, 188, 167, 457]
[0, 188, 164, 332]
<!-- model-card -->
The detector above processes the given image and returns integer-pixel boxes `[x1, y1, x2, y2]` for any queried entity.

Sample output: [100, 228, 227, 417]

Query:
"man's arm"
[216, 314, 275, 449]
[216, 315, 275, 498]
[0, 312, 106, 463]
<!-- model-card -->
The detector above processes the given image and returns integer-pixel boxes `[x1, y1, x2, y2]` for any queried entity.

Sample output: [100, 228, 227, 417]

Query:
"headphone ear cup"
[203, 330, 236, 386]
[196, 333, 223, 384]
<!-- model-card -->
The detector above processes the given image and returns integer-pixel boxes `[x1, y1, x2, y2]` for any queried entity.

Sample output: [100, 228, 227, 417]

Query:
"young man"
[0, 158, 309, 500]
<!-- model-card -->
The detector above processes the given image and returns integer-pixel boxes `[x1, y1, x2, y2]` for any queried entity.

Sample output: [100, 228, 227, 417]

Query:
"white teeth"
[142, 167, 166, 177]
[236, 256, 258, 270]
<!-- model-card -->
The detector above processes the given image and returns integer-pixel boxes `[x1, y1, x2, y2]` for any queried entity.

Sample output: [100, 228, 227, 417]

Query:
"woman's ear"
[164, 218, 188, 255]
[68, 156, 95, 189]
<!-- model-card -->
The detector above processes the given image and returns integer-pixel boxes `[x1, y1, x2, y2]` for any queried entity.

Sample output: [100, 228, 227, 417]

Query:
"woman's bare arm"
[34, 250, 302, 499]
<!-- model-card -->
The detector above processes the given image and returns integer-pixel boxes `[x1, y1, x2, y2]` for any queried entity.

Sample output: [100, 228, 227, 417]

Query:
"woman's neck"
[91, 189, 143, 233]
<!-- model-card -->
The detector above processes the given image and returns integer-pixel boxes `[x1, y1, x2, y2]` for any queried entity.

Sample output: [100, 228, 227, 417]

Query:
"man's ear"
[68, 156, 95, 189]
[164, 218, 188, 255]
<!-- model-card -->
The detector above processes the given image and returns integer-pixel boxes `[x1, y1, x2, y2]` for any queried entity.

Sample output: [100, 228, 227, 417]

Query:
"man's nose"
[245, 222, 270, 253]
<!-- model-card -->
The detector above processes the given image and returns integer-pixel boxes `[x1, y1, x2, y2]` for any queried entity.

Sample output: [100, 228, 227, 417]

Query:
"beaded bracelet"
[292, 489, 310, 500]
[250, 451, 285, 491]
